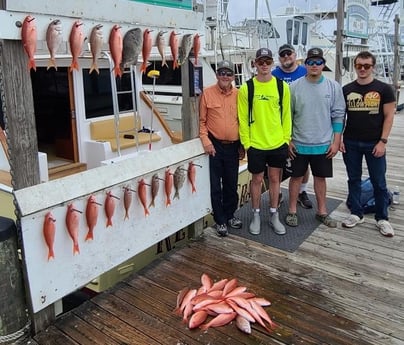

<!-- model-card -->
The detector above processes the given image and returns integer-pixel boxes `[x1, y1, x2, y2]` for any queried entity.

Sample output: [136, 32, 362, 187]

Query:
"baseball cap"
[255, 48, 273, 59]
[305, 47, 326, 63]
[216, 60, 235, 73]
[278, 44, 295, 55]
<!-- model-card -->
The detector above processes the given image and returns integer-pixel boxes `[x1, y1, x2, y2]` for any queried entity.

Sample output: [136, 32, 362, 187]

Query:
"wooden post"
[181, 60, 200, 141]
[0, 217, 28, 344]
[334, 0, 345, 84]
[0, 39, 54, 335]
[181, 59, 204, 238]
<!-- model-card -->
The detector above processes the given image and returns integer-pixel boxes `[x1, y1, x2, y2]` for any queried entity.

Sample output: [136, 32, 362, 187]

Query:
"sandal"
[315, 214, 337, 228]
[285, 213, 298, 227]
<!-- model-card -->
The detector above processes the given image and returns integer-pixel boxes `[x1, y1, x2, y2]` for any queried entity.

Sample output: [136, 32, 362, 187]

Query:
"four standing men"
[200, 48, 396, 238]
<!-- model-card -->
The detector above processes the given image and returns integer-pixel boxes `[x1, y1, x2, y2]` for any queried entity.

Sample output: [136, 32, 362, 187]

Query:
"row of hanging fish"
[42, 162, 200, 261]
[174, 273, 276, 334]
[21, 15, 201, 76]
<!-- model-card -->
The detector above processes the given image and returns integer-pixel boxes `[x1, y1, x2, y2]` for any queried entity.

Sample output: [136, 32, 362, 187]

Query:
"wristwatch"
[379, 138, 388, 144]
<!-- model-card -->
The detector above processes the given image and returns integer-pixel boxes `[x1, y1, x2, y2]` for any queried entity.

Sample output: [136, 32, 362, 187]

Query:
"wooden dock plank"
[31, 111, 404, 344]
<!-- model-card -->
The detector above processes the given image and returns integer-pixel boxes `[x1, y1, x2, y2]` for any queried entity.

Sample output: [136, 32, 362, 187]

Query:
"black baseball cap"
[216, 60, 235, 73]
[255, 48, 273, 59]
[278, 44, 295, 55]
[305, 47, 326, 63]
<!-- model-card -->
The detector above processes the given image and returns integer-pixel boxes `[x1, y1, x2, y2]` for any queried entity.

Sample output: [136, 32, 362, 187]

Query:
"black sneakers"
[298, 191, 313, 209]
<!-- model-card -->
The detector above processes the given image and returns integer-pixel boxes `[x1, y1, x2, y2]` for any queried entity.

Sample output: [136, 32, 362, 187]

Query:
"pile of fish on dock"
[174, 273, 276, 334]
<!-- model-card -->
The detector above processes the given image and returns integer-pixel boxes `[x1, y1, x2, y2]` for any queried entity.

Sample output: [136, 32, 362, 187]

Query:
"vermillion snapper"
[109, 25, 123, 77]
[138, 179, 150, 216]
[85, 195, 100, 241]
[193, 33, 201, 65]
[65, 203, 81, 255]
[140, 28, 153, 73]
[43, 212, 56, 261]
[169, 30, 180, 70]
[178, 33, 193, 65]
[21, 15, 37, 71]
[89, 24, 104, 74]
[164, 168, 173, 207]
[46, 19, 62, 71]
[104, 191, 118, 227]
[121, 27, 143, 70]
[156, 30, 168, 68]
[69, 20, 86, 72]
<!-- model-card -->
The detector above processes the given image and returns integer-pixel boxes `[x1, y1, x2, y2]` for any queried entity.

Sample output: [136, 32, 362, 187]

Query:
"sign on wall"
[346, 0, 370, 39]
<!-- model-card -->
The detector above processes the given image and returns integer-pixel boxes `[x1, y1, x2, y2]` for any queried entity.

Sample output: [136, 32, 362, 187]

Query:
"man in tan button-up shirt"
[199, 60, 244, 237]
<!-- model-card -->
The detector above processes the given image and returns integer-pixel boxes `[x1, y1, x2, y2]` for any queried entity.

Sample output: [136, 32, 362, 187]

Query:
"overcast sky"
[227, 0, 337, 25]
[226, 0, 400, 37]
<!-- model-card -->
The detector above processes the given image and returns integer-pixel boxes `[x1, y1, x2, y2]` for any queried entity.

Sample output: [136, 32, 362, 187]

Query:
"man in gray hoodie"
[285, 48, 345, 228]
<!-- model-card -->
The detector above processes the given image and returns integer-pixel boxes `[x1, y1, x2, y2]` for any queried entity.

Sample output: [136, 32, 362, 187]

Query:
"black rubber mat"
[231, 190, 342, 252]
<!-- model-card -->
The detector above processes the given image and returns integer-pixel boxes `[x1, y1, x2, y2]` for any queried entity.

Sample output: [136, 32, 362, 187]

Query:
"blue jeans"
[209, 140, 240, 225]
[342, 138, 389, 221]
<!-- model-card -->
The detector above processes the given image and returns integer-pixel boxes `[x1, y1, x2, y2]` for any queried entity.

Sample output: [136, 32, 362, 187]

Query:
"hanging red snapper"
[140, 28, 153, 73]
[69, 20, 85, 72]
[109, 25, 123, 77]
[21, 15, 37, 71]
[104, 191, 117, 227]
[65, 204, 81, 255]
[43, 212, 56, 260]
[85, 195, 100, 241]
[193, 33, 201, 65]
[169, 31, 180, 70]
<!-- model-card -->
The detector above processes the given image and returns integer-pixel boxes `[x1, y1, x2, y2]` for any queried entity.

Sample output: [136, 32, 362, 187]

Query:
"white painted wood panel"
[14, 139, 211, 312]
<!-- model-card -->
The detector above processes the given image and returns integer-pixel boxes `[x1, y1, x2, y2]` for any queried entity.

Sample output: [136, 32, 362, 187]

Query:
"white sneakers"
[376, 219, 395, 237]
[342, 214, 394, 237]
[342, 214, 364, 228]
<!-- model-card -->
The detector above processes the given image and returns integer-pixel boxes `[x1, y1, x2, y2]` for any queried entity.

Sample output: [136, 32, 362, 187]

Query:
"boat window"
[286, 20, 293, 44]
[302, 22, 308, 46]
[293, 21, 300, 45]
[83, 69, 134, 119]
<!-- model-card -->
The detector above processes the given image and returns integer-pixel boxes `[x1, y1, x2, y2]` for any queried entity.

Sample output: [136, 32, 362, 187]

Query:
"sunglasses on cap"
[279, 51, 293, 58]
[306, 60, 324, 66]
[217, 70, 234, 77]
[256, 58, 273, 66]
[354, 63, 373, 70]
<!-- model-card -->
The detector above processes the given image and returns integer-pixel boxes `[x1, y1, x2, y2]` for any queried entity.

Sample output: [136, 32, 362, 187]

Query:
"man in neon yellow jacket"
[238, 48, 292, 236]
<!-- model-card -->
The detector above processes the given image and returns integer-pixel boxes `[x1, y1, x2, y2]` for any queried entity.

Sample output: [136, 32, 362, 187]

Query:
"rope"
[0, 320, 30, 343]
